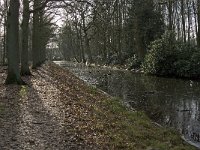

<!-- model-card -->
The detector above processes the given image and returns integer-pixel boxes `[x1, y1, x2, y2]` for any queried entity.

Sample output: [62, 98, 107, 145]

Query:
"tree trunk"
[134, 1, 146, 61]
[3, 22, 6, 65]
[32, 0, 40, 69]
[187, 0, 191, 44]
[82, 12, 93, 64]
[21, 0, 31, 75]
[181, 0, 186, 43]
[197, 0, 200, 48]
[5, 0, 25, 84]
[38, 10, 46, 64]
[3, 0, 8, 66]
[168, 0, 173, 31]
[193, 1, 198, 43]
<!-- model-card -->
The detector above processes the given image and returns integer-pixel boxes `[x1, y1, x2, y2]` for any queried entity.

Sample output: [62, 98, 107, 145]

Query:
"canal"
[55, 61, 200, 148]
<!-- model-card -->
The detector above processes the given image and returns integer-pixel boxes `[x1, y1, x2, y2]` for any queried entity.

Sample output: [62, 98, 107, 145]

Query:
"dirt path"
[0, 64, 99, 150]
[0, 71, 67, 149]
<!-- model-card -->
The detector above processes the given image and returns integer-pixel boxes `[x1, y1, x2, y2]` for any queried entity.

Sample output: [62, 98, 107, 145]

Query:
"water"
[55, 61, 200, 148]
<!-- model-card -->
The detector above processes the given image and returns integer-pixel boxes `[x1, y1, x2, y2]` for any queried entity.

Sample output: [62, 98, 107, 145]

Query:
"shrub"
[143, 31, 200, 78]
[125, 56, 142, 70]
[190, 52, 200, 78]
[142, 31, 178, 76]
[174, 43, 197, 77]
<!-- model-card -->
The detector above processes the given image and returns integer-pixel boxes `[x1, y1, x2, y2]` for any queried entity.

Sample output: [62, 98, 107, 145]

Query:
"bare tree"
[21, 0, 31, 75]
[5, 0, 25, 84]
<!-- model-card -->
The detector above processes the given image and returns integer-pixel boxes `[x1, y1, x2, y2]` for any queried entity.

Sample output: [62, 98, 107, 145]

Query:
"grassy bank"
[49, 62, 195, 150]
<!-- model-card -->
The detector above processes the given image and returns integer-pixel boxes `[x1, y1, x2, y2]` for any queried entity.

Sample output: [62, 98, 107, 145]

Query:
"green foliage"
[143, 31, 178, 76]
[143, 31, 200, 78]
[125, 56, 142, 70]
[190, 52, 200, 76]
[19, 85, 27, 97]
[88, 85, 98, 95]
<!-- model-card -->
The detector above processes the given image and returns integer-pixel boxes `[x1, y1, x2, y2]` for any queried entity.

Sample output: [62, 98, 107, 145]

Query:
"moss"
[19, 85, 28, 97]
[88, 85, 98, 95]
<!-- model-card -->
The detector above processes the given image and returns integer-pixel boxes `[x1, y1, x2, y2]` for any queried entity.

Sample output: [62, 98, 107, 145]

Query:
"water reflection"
[55, 61, 200, 147]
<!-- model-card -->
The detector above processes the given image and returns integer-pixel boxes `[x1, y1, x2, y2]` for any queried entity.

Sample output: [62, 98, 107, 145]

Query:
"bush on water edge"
[143, 31, 200, 79]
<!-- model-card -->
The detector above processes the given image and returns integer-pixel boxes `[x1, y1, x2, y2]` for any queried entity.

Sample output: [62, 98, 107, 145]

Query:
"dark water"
[55, 61, 200, 148]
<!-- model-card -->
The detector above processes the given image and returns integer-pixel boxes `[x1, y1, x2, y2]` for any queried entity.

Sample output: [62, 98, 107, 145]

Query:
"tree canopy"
[0, 0, 200, 84]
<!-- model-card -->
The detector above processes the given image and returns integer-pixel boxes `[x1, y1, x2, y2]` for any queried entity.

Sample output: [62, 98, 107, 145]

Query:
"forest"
[0, 0, 199, 84]
[0, 0, 200, 149]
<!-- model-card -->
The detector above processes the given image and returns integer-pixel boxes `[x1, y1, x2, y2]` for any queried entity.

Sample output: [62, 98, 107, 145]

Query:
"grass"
[19, 85, 28, 97]
[88, 85, 99, 95]
[91, 96, 196, 149]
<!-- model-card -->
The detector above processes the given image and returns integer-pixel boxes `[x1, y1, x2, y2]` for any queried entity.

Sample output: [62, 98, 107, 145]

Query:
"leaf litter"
[0, 62, 196, 150]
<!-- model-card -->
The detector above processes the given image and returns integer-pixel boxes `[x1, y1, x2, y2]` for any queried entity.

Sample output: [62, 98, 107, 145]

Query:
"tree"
[21, 0, 31, 75]
[127, 0, 164, 60]
[32, 0, 55, 68]
[32, 0, 41, 69]
[2, 0, 8, 66]
[5, 0, 25, 84]
[197, 0, 200, 48]
[181, 0, 186, 43]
